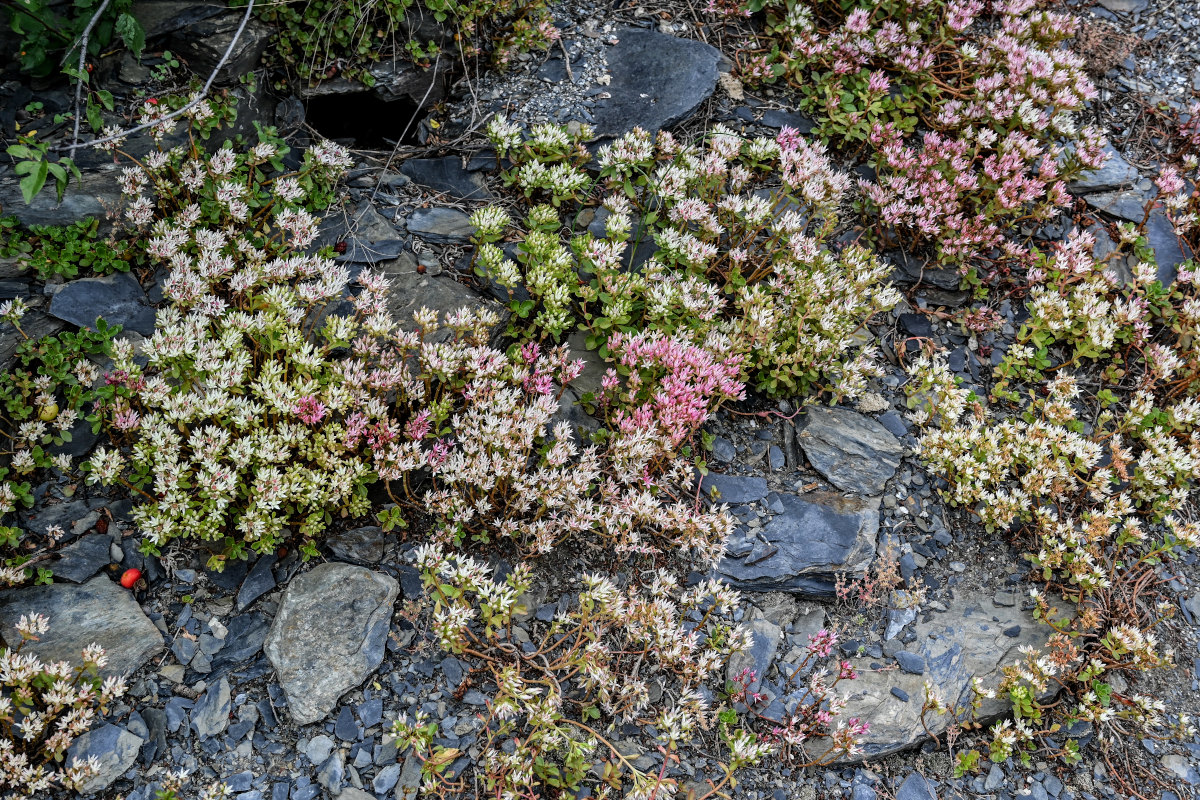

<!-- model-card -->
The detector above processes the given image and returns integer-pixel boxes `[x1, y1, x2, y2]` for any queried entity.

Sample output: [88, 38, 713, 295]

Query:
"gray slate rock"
[401, 156, 492, 200]
[0, 166, 123, 227]
[169, 13, 274, 84]
[406, 207, 475, 244]
[336, 239, 407, 265]
[591, 29, 721, 139]
[395, 750, 423, 800]
[826, 592, 1050, 763]
[1084, 188, 1150, 222]
[236, 554, 277, 611]
[67, 723, 143, 794]
[0, 575, 162, 677]
[698, 472, 769, 505]
[715, 492, 878, 596]
[49, 272, 156, 336]
[1069, 145, 1139, 193]
[895, 773, 937, 800]
[326, 526, 397, 566]
[264, 562, 399, 724]
[1146, 209, 1191, 286]
[726, 617, 781, 692]
[796, 406, 903, 495]
[52, 533, 113, 583]
[191, 677, 231, 740]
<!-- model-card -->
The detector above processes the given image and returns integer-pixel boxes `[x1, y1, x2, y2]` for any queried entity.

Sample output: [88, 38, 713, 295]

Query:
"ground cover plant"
[0, 305, 119, 588]
[718, 0, 1108, 279]
[247, 0, 559, 87]
[474, 119, 901, 400]
[906, 218, 1200, 770]
[0, 615, 125, 798]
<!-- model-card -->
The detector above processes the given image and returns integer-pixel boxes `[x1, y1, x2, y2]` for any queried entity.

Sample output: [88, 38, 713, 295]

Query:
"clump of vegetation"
[3, 0, 143, 78]
[248, 0, 559, 87]
[907, 221, 1200, 769]
[474, 120, 901, 400]
[0, 301, 119, 588]
[0, 218, 137, 281]
[722, 0, 1106, 275]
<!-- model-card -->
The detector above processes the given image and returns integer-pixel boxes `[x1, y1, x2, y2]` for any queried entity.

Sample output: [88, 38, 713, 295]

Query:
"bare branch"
[67, 0, 113, 158]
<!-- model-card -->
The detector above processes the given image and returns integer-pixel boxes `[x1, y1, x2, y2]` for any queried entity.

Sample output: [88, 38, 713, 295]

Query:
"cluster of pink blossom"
[730, 0, 1106, 270]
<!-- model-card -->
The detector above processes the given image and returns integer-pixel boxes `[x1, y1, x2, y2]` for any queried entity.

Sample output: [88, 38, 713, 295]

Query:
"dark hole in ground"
[304, 93, 425, 148]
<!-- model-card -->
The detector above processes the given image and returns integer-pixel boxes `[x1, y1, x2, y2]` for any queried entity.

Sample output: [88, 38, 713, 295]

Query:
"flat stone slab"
[828, 593, 1049, 762]
[796, 406, 904, 496]
[1068, 144, 1139, 193]
[49, 272, 156, 336]
[406, 207, 475, 244]
[0, 575, 163, 677]
[698, 472, 769, 505]
[715, 492, 878, 596]
[67, 723, 143, 794]
[591, 29, 721, 139]
[265, 562, 399, 725]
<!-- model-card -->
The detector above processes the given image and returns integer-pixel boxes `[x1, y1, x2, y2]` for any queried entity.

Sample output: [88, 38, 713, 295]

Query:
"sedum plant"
[725, 0, 1106, 272]
[906, 226, 1200, 769]
[475, 121, 901, 400]
[0, 302, 120, 588]
[0, 615, 126, 799]
[392, 553, 869, 799]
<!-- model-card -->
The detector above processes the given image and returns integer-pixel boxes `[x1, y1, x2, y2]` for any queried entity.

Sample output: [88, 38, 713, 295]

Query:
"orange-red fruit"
[120, 568, 142, 589]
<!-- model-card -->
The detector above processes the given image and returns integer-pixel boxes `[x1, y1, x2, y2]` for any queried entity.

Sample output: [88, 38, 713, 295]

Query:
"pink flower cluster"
[603, 331, 745, 450]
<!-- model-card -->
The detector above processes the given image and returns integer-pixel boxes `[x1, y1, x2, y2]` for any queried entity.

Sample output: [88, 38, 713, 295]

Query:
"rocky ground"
[1, 0, 1200, 799]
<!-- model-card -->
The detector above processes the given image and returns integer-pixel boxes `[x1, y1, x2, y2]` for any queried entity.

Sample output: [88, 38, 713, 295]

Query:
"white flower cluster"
[0, 623, 123, 799]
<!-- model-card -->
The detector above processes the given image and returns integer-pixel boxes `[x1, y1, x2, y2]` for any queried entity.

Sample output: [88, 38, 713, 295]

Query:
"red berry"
[120, 568, 142, 589]
[334, 241, 348, 254]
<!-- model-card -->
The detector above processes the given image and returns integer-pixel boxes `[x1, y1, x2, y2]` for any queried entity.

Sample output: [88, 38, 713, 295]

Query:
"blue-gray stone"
[984, 764, 1005, 791]
[66, 723, 143, 793]
[272, 782, 290, 800]
[0, 575, 163, 678]
[401, 157, 492, 201]
[1069, 145, 1139, 193]
[48, 272, 156, 336]
[335, 705, 359, 741]
[52, 533, 112, 583]
[442, 656, 465, 688]
[715, 492, 878, 596]
[226, 772, 254, 792]
[358, 697, 383, 728]
[316, 752, 345, 793]
[292, 784, 319, 800]
[209, 612, 269, 672]
[589, 29, 720, 140]
[698, 472, 769, 505]
[726, 618, 781, 692]
[374, 762, 402, 794]
[896, 773, 937, 800]
[190, 678, 231, 740]
[265, 563, 399, 724]
[891, 687, 910, 702]
[172, 634, 197, 665]
[894, 651, 925, 675]
[326, 526, 396, 565]
[796, 406, 903, 495]
[711, 436, 737, 464]
[852, 784, 878, 800]
[407, 208, 475, 244]
[164, 697, 192, 732]
[237, 554, 277, 611]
